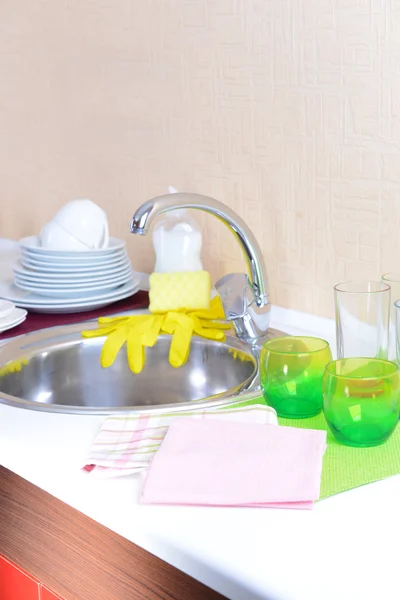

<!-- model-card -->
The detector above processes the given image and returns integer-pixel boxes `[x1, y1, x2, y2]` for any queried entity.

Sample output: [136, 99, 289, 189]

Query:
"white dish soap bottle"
[152, 209, 204, 273]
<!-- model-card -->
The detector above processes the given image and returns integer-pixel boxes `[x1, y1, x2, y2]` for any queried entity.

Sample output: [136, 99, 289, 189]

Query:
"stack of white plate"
[0, 300, 27, 333]
[0, 236, 141, 314]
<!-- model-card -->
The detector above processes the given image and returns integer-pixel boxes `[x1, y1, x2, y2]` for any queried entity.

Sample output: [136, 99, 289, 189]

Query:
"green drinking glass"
[260, 336, 332, 418]
[323, 358, 400, 447]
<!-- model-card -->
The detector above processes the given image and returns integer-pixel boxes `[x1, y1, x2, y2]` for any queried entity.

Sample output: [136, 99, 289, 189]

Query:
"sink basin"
[0, 322, 269, 414]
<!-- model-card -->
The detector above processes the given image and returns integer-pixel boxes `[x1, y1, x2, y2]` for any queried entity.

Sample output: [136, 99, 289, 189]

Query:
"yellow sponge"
[149, 271, 211, 313]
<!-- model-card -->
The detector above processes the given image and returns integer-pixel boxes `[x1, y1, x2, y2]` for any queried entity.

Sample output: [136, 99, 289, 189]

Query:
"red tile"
[40, 585, 64, 600]
[0, 554, 39, 600]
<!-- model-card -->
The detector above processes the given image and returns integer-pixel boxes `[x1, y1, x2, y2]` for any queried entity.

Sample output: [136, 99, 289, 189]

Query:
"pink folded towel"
[84, 404, 278, 478]
[141, 419, 327, 509]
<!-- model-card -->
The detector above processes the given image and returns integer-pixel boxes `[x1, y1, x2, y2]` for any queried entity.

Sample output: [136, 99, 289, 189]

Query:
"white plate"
[20, 247, 127, 266]
[13, 262, 132, 284]
[0, 311, 28, 333]
[20, 253, 131, 273]
[14, 272, 133, 291]
[14, 282, 140, 314]
[27, 290, 140, 313]
[0, 277, 139, 308]
[14, 273, 134, 299]
[0, 307, 27, 328]
[0, 299, 15, 319]
[19, 236, 126, 257]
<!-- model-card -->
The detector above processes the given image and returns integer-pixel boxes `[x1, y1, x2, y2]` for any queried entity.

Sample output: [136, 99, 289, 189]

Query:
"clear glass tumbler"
[334, 281, 390, 359]
[323, 358, 400, 447]
[381, 273, 400, 361]
[395, 300, 400, 366]
[260, 336, 332, 418]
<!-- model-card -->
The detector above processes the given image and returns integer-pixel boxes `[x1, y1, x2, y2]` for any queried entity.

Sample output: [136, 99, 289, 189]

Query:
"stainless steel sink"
[0, 323, 286, 414]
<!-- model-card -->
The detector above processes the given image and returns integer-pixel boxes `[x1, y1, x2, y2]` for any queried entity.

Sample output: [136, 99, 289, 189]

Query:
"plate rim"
[0, 308, 27, 327]
[0, 312, 27, 333]
[20, 249, 127, 265]
[20, 255, 131, 272]
[19, 236, 126, 256]
[14, 273, 134, 294]
[13, 264, 133, 284]
[0, 278, 139, 307]
[17, 282, 140, 310]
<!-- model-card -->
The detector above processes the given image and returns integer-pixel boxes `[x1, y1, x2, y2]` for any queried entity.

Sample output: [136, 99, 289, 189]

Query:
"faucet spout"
[130, 192, 269, 308]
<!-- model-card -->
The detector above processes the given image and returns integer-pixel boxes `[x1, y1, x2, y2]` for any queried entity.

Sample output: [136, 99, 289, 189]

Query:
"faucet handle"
[215, 273, 248, 318]
[215, 273, 271, 342]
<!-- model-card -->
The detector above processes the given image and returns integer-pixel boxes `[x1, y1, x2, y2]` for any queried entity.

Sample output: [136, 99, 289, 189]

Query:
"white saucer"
[0, 299, 15, 319]
[20, 236, 126, 257]
[0, 308, 27, 333]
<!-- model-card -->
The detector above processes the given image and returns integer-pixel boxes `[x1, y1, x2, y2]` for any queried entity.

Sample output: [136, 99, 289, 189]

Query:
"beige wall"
[0, 1, 399, 318]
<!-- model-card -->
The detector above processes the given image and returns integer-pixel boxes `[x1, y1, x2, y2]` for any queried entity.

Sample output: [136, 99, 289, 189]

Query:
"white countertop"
[0, 306, 399, 600]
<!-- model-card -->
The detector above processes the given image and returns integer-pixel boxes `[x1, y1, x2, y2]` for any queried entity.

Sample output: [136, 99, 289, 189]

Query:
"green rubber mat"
[223, 396, 400, 500]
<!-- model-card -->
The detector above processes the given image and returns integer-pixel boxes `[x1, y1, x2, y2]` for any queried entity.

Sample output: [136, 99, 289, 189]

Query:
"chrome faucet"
[130, 192, 271, 342]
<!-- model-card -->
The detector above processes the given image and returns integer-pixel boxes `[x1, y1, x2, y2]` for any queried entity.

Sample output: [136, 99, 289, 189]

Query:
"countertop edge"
[0, 465, 227, 600]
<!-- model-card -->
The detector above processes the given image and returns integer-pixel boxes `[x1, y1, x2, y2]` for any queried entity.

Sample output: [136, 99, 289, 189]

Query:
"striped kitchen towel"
[83, 404, 278, 478]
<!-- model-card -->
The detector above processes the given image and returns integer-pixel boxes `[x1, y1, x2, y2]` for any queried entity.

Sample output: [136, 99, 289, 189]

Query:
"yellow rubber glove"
[81, 296, 232, 374]
[191, 314, 229, 340]
[0, 357, 29, 376]
[193, 295, 227, 320]
[160, 296, 231, 368]
[128, 314, 165, 374]
[162, 312, 194, 368]
[82, 314, 165, 374]
[190, 297, 231, 340]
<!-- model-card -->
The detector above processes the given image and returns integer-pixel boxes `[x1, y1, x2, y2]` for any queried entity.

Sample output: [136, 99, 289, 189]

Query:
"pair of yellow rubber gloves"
[82, 296, 231, 374]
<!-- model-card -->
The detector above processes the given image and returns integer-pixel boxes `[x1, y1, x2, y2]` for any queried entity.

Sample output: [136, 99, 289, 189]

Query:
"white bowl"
[40, 199, 109, 251]
[40, 221, 91, 251]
